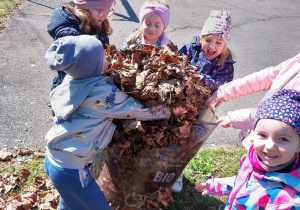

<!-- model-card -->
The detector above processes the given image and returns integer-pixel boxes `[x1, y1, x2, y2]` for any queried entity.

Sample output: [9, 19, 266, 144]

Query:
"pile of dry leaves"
[0, 148, 59, 210]
[105, 44, 211, 155]
[91, 44, 211, 209]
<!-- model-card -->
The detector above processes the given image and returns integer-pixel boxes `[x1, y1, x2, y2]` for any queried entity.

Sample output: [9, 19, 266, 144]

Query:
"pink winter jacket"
[206, 144, 300, 209]
[216, 53, 300, 131]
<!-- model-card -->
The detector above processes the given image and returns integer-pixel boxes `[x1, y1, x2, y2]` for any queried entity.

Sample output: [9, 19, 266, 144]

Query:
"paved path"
[1, 0, 300, 150]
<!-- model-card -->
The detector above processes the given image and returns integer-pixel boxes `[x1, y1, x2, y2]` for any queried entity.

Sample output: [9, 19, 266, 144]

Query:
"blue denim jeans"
[44, 155, 110, 210]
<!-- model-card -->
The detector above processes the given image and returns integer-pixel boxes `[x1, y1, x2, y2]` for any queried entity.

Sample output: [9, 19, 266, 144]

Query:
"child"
[172, 10, 234, 193]
[44, 35, 170, 209]
[122, 0, 172, 49]
[47, 0, 115, 90]
[178, 10, 234, 93]
[196, 89, 300, 209]
[205, 53, 300, 148]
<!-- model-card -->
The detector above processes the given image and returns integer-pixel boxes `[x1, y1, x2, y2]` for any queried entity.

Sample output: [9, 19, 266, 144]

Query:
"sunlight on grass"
[0, 157, 47, 183]
[0, 0, 17, 17]
[0, 147, 247, 210]
[163, 147, 247, 210]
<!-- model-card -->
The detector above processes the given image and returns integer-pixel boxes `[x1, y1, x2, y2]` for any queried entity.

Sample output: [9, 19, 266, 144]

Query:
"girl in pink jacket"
[196, 89, 300, 209]
[206, 53, 300, 144]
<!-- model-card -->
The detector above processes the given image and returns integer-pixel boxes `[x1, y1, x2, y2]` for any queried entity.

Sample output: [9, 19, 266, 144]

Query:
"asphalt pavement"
[1, 0, 300, 150]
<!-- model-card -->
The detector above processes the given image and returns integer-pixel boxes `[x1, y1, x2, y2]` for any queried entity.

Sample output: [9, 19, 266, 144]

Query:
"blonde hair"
[200, 35, 233, 67]
[128, 0, 169, 45]
[63, 2, 113, 36]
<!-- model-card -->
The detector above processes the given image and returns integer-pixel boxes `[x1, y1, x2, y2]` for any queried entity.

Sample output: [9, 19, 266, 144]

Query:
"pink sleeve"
[216, 53, 300, 102]
[206, 176, 236, 196]
[228, 108, 257, 130]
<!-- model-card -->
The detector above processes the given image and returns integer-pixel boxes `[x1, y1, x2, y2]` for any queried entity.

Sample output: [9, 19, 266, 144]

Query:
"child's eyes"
[257, 133, 267, 139]
[278, 137, 289, 142]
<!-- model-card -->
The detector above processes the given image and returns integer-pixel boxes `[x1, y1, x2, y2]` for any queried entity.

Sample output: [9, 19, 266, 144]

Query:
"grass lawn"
[0, 0, 23, 31]
[0, 146, 247, 209]
[162, 147, 247, 210]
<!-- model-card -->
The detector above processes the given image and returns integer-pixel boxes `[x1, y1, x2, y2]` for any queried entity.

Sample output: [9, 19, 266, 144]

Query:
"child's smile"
[201, 34, 225, 60]
[253, 119, 300, 167]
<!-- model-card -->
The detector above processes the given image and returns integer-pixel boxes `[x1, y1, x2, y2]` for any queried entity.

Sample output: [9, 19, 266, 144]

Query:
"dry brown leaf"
[23, 183, 39, 193]
[0, 148, 12, 161]
[17, 148, 34, 156]
[19, 168, 29, 178]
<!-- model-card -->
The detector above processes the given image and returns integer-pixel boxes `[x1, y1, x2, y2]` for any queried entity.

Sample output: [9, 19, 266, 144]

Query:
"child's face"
[253, 119, 300, 167]
[142, 12, 164, 45]
[201, 34, 225, 60]
[89, 8, 113, 26]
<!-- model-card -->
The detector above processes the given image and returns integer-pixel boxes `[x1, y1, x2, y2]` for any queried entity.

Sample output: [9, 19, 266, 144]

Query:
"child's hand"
[205, 91, 225, 108]
[195, 183, 209, 196]
[216, 115, 231, 128]
[101, 55, 109, 75]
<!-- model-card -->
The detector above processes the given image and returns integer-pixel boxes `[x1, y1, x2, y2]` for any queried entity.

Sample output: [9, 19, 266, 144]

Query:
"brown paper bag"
[90, 109, 217, 209]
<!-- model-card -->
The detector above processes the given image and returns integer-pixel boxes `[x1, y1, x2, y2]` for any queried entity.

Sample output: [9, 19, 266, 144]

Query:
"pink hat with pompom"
[74, 0, 116, 10]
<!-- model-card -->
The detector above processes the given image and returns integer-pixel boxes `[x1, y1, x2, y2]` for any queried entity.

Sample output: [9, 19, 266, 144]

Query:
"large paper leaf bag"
[90, 44, 217, 209]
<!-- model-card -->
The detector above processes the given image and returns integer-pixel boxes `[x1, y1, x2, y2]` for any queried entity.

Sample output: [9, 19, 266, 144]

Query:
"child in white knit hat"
[47, 0, 116, 94]
[178, 10, 235, 93]
[172, 10, 235, 193]
[122, 0, 172, 49]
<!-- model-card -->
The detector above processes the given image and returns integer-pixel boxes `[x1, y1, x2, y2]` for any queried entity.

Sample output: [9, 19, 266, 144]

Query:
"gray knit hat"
[45, 35, 103, 79]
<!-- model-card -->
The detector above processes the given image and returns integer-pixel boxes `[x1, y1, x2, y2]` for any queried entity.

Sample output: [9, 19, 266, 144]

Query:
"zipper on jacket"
[228, 170, 252, 209]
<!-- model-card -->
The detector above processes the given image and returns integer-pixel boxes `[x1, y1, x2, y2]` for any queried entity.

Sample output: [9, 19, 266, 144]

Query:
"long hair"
[63, 2, 113, 36]
[200, 35, 233, 67]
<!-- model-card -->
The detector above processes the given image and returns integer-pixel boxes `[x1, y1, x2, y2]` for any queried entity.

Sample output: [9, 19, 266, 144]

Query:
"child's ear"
[297, 145, 300, 153]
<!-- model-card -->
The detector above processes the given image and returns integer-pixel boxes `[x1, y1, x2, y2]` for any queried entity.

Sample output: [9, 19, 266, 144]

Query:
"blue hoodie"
[45, 35, 170, 167]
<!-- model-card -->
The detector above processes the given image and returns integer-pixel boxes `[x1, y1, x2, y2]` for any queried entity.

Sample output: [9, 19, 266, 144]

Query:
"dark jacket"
[47, 4, 110, 90]
[178, 36, 234, 93]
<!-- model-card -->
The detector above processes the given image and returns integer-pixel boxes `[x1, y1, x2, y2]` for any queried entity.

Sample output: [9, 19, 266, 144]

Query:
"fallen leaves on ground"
[0, 148, 60, 209]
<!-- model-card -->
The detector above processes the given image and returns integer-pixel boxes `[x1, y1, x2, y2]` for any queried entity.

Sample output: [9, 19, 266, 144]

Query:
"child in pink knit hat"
[122, 0, 172, 49]
[47, 0, 116, 114]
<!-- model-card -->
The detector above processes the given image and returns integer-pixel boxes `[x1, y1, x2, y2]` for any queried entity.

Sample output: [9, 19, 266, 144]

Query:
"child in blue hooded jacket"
[44, 35, 170, 210]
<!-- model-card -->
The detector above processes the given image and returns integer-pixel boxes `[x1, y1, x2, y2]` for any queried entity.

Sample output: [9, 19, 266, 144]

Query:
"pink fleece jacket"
[216, 53, 300, 131]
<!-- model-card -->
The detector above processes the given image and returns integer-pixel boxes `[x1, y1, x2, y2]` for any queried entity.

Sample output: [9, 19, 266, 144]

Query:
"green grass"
[162, 147, 247, 210]
[0, 157, 47, 184]
[0, 0, 18, 17]
[0, 147, 247, 209]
